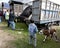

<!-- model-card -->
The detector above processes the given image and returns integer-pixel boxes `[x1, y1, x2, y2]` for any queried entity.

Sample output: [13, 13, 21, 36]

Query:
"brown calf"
[39, 29, 58, 42]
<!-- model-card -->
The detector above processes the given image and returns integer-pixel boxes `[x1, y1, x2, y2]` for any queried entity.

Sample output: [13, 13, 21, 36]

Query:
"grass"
[0, 22, 60, 48]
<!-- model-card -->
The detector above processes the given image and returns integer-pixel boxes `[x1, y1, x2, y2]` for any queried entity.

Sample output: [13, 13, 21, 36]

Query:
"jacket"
[9, 12, 15, 21]
[28, 23, 38, 36]
[0, 11, 3, 16]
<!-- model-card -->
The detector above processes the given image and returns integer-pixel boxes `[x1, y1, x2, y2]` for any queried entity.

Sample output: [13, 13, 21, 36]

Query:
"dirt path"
[0, 24, 16, 48]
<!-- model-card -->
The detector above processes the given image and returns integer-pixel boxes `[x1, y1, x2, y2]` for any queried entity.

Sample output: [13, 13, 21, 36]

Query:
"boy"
[28, 20, 38, 47]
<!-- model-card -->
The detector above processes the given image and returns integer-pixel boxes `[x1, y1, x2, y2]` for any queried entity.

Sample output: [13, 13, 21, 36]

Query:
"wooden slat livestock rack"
[32, 0, 60, 25]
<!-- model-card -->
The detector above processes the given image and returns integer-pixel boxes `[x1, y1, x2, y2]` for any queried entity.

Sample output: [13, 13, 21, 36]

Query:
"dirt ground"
[0, 26, 16, 48]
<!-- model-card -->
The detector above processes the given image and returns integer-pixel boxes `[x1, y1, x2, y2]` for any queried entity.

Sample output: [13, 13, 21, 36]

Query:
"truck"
[32, 0, 60, 25]
[19, 0, 60, 28]
[9, 0, 60, 26]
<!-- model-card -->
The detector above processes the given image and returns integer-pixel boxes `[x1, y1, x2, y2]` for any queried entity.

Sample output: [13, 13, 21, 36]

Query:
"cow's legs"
[50, 34, 53, 38]
[53, 32, 58, 41]
[43, 35, 47, 42]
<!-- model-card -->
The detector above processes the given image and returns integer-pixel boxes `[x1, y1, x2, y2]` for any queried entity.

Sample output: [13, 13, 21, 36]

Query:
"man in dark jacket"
[9, 10, 15, 30]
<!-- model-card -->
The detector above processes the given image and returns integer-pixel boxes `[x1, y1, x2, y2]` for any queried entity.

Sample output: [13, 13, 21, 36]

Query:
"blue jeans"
[9, 21, 15, 30]
[0, 16, 2, 23]
[29, 34, 37, 47]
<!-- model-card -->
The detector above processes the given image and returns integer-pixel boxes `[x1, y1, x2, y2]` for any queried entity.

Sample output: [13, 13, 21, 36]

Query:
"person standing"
[3, 11, 6, 20]
[5, 10, 9, 27]
[9, 9, 15, 30]
[0, 11, 2, 23]
[28, 20, 38, 47]
[5, 10, 9, 20]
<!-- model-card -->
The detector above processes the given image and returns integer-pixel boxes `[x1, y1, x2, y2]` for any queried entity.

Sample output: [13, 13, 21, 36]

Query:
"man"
[28, 20, 38, 47]
[5, 10, 9, 27]
[5, 10, 9, 20]
[9, 10, 15, 30]
[0, 11, 2, 22]
[3, 11, 6, 20]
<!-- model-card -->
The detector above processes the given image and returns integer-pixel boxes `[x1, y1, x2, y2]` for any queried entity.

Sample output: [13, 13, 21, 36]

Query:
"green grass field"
[0, 22, 60, 48]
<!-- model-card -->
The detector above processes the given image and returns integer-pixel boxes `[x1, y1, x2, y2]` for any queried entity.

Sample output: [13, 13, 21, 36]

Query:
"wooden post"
[9, 1, 14, 14]
[2, 2, 4, 21]
[2, 2, 4, 16]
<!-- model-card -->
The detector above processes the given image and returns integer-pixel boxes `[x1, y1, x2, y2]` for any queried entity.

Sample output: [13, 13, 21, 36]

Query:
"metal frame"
[32, 0, 60, 24]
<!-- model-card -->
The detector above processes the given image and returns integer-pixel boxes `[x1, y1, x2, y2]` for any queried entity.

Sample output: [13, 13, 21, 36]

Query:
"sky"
[0, 0, 34, 3]
[13, 0, 34, 3]
[0, 0, 60, 4]
[0, 0, 9, 3]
